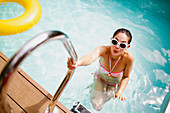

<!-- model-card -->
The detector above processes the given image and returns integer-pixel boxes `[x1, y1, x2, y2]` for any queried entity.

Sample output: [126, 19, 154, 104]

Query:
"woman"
[67, 28, 134, 111]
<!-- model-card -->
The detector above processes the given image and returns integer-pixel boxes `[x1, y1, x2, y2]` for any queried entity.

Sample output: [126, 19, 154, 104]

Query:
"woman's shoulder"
[123, 51, 134, 64]
[96, 45, 110, 49]
[96, 46, 110, 55]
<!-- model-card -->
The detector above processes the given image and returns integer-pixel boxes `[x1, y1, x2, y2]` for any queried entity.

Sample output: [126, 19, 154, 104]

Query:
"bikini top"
[98, 54, 123, 77]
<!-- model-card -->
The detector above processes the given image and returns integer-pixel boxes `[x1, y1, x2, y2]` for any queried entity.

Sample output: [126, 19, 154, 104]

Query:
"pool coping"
[0, 51, 71, 113]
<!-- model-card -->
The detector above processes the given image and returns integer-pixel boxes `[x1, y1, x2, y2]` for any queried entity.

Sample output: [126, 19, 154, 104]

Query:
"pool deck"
[0, 51, 71, 113]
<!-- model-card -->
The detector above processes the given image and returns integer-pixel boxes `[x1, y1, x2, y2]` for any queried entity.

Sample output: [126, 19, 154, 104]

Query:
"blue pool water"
[0, 0, 170, 113]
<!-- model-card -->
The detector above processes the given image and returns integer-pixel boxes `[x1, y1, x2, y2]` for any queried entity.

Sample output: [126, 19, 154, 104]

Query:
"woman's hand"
[67, 57, 78, 70]
[113, 92, 126, 102]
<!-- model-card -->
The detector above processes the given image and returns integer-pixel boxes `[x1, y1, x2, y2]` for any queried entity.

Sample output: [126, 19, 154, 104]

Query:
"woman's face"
[110, 32, 130, 56]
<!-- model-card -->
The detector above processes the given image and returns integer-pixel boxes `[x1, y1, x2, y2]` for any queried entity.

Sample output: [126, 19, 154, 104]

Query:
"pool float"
[0, 0, 42, 36]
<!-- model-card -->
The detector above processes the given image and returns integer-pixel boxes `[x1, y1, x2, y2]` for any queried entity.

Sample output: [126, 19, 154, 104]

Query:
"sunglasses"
[111, 39, 128, 49]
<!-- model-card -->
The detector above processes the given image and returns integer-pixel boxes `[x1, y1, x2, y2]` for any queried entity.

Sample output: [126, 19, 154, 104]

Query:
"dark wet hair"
[112, 28, 132, 44]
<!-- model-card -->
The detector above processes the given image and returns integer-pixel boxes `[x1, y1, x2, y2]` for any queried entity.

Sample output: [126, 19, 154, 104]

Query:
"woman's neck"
[110, 50, 123, 61]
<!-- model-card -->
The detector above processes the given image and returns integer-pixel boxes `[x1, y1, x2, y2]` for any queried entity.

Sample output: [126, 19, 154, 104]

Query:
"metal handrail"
[0, 31, 78, 113]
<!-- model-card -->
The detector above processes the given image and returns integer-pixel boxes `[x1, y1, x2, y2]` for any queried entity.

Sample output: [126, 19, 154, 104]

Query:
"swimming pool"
[0, 0, 170, 113]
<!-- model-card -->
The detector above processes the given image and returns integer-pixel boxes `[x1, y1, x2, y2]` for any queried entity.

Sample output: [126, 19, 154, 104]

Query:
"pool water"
[0, 0, 170, 113]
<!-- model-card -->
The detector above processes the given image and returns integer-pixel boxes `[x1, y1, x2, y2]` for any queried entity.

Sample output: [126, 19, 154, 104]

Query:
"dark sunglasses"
[111, 39, 128, 49]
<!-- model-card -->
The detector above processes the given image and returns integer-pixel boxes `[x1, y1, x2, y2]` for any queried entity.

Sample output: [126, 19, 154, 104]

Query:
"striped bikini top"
[98, 54, 123, 77]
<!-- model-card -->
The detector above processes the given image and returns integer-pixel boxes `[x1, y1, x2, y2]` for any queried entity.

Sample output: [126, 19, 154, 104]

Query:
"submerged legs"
[90, 75, 117, 111]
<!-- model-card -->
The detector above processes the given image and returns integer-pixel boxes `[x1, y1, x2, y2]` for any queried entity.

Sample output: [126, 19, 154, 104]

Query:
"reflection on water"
[0, 2, 24, 19]
[0, 0, 169, 113]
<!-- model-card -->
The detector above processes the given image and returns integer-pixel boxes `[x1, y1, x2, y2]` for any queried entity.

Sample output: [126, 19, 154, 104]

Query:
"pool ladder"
[0, 31, 78, 113]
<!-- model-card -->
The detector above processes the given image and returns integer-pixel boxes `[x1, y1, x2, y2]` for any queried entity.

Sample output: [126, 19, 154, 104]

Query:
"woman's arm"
[67, 46, 107, 70]
[113, 52, 134, 101]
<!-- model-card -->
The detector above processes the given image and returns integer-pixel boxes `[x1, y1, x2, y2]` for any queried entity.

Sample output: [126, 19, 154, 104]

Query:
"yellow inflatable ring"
[0, 0, 42, 36]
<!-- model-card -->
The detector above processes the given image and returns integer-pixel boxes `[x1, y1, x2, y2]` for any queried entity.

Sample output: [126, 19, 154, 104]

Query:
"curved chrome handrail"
[0, 31, 78, 113]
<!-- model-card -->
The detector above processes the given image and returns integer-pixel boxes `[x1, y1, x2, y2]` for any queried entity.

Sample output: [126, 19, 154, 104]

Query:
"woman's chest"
[99, 56, 126, 72]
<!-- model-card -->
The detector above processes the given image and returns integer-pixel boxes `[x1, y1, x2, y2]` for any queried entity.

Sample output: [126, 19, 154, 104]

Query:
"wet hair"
[112, 28, 132, 44]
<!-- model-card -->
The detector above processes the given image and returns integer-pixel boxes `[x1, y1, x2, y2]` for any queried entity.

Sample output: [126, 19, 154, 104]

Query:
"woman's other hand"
[113, 92, 126, 102]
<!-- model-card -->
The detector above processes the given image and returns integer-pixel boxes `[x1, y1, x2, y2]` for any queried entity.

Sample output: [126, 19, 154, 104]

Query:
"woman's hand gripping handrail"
[0, 31, 78, 113]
